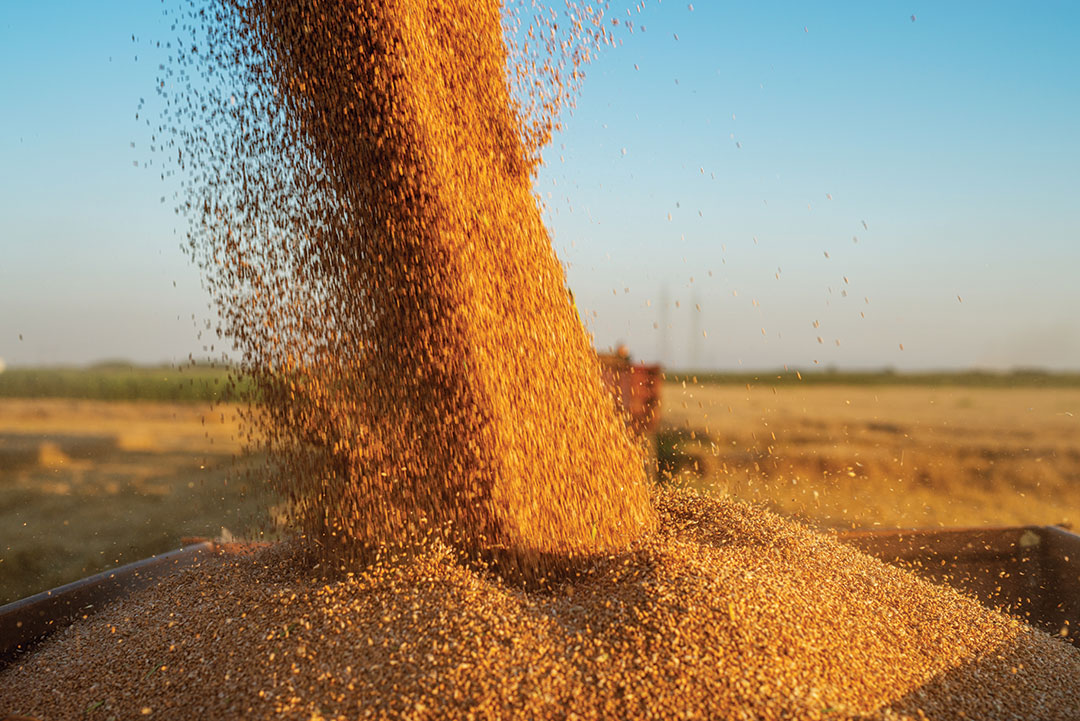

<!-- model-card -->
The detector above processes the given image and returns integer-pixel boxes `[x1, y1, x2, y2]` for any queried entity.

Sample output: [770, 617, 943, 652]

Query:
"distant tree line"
[0, 363, 251, 402]
[665, 368, 1080, 388]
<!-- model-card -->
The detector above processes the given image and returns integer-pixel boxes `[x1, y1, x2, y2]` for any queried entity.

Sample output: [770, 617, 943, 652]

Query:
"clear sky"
[2, 1, 1078, 370]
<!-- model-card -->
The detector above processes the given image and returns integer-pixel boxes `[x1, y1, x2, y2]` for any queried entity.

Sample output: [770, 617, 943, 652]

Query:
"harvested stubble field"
[0, 398, 269, 605]
[659, 381, 1080, 532]
[3, 379, 1077, 606]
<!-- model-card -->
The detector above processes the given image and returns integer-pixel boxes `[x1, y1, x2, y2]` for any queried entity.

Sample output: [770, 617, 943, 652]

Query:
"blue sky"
[2, 1, 1078, 369]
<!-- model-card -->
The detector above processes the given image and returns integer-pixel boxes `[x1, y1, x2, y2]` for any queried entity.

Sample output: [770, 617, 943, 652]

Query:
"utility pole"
[658, 285, 670, 367]
[690, 288, 701, 370]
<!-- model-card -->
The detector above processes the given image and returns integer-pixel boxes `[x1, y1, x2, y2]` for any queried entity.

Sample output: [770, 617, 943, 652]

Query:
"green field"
[0, 363, 249, 402]
[3, 365, 1077, 405]
[667, 368, 1080, 388]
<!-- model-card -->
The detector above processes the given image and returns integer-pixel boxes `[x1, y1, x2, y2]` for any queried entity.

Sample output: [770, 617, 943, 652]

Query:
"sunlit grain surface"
[6, 492, 1080, 719]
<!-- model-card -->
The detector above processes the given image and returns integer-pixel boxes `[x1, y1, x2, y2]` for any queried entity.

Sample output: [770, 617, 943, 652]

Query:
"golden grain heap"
[175, 0, 654, 579]
[5, 491, 1080, 719]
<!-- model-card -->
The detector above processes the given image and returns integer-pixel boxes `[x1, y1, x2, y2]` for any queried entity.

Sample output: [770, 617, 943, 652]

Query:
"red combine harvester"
[597, 346, 662, 435]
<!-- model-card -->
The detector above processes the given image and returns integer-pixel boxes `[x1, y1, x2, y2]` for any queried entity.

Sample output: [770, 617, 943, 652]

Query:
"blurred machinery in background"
[598, 345, 662, 435]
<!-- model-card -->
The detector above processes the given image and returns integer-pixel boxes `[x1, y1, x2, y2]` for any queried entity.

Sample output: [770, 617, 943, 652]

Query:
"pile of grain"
[172, 0, 653, 582]
[4, 490, 1079, 719]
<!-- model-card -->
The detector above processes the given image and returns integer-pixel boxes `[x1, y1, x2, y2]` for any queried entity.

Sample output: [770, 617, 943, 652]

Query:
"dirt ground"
[2, 384, 1078, 604]
[659, 381, 1080, 532]
[0, 399, 269, 604]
